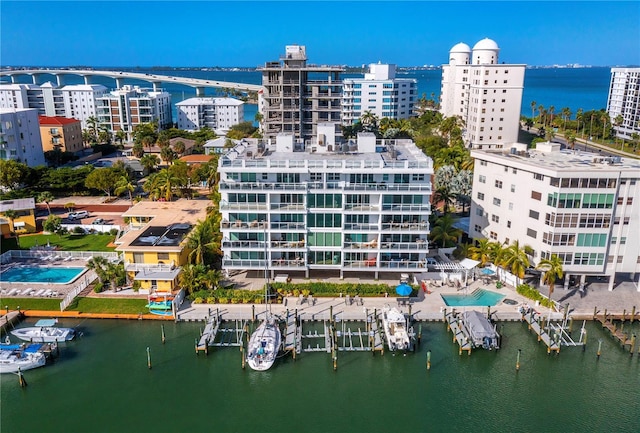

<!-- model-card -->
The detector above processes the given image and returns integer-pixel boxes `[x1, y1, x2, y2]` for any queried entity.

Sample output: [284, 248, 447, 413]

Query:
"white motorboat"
[382, 307, 411, 351]
[246, 316, 281, 371]
[11, 319, 75, 343]
[0, 344, 46, 374]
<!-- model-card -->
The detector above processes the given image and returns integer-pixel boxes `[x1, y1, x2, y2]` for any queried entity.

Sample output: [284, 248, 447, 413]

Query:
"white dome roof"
[450, 42, 471, 53]
[473, 38, 499, 51]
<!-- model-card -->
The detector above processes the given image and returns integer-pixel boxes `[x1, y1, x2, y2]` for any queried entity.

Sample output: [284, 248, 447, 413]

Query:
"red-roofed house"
[38, 116, 83, 153]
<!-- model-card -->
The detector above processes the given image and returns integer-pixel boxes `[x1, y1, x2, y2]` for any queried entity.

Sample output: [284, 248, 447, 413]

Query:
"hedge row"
[516, 284, 555, 309]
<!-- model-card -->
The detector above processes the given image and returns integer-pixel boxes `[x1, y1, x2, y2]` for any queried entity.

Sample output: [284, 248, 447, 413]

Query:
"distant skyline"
[1, 1, 639, 68]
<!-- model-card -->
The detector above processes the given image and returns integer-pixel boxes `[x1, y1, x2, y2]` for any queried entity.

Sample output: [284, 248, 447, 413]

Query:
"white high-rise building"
[218, 123, 433, 279]
[342, 63, 417, 126]
[607, 67, 640, 141]
[440, 39, 525, 149]
[0, 108, 46, 167]
[176, 97, 244, 132]
[470, 142, 640, 291]
[96, 86, 172, 139]
[0, 82, 108, 129]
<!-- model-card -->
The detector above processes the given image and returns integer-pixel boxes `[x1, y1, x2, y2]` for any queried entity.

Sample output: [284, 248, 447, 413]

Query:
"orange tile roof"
[38, 116, 81, 126]
[179, 154, 214, 164]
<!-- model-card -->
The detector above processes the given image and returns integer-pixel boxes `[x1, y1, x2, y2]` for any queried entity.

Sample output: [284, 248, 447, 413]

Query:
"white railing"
[125, 262, 176, 273]
[4, 250, 121, 261]
[60, 270, 97, 311]
[61, 223, 119, 234]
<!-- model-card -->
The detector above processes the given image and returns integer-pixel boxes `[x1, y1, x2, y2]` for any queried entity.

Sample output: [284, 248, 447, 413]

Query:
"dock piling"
[516, 349, 521, 372]
[597, 340, 602, 360]
[426, 350, 431, 371]
[147, 346, 152, 369]
[629, 334, 636, 356]
[18, 367, 27, 387]
[161, 324, 165, 344]
[632, 306, 636, 323]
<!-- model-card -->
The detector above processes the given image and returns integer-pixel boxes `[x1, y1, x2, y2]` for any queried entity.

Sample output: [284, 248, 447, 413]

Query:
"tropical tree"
[2, 209, 20, 247]
[432, 186, 457, 214]
[498, 240, 531, 286]
[537, 104, 545, 125]
[86, 256, 109, 285]
[140, 154, 160, 174]
[154, 168, 181, 201]
[548, 105, 555, 126]
[360, 111, 379, 134]
[429, 214, 462, 248]
[631, 132, 639, 153]
[160, 146, 177, 165]
[187, 219, 215, 265]
[85, 116, 99, 143]
[173, 140, 186, 157]
[115, 130, 127, 146]
[132, 143, 145, 158]
[43, 214, 62, 234]
[561, 107, 571, 131]
[530, 101, 537, 121]
[114, 175, 136, 205]
[601, 112, 610, 141]
[179, 263, 208, 295]
[536, 254, 564, 302]
[37, 191, 55, 215]
[613, 114, 624, 149]
[85, 167, 119, 198]
[576, 108, 584, 137]
[469, 239, 496, 267]
[142, 135, 155, 150]
[566, 131, 577, 149]
[0, 159, 28, 190]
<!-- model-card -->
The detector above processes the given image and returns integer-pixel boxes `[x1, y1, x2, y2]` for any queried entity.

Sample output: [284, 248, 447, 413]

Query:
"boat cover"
[461, 311, 496, 339]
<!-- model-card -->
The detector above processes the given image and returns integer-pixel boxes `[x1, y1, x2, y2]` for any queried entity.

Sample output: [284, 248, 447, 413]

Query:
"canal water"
[2, 318, 639, 433]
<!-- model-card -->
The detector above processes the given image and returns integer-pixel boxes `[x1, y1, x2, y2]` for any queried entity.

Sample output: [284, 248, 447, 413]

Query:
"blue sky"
[2, 1, 639, 67]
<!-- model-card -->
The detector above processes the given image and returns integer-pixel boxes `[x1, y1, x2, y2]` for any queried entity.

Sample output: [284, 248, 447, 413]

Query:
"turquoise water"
[0, 266, 85, 284]
[1, 318, 639, 433]
[441, 289, 505, 307]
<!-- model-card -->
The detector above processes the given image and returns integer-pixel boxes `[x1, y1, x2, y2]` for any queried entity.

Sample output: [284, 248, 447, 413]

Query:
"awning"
[13, 221, 25, 228]
[459, 258, 480, 270]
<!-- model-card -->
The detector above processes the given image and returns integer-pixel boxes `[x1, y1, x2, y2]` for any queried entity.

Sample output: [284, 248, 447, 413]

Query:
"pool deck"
[0, 257, 93, 299]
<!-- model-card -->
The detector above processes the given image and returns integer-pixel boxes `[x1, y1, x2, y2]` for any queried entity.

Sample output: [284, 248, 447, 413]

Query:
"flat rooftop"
[117, 199, 210, 252]
[472, 147, 640, 175]
[221, 139, 432, 169]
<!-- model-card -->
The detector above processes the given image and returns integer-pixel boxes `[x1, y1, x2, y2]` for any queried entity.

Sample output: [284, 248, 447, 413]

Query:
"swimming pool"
[0, 266, 86, 284]
[440, 289, 505, 307]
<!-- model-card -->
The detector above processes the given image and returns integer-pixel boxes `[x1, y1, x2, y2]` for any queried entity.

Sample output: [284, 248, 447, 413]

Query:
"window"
[474, 224, 482, 233]
[157, 253, 169, 260]
[527, 228, 537, 239]
[480, 160, 487, 166]
[510, 184, 515, 193]
[508, 202, 513, 210]
[491, 214, 499, 223]
[534, 173, 544, 181]
[495, 180, 503, 188]
[531, 191, 541, 201]
[475, 208, 484, 216]
[507, 221, 511, 228]
[493, 198, 501, 206]
[576, 233, 608, 247]
[529, 210, 539, 220]
[477, 192, 485, 200]
[479, 175, 486, 183]
[628, 197, 634, 205]
[489, 231, 497, 240]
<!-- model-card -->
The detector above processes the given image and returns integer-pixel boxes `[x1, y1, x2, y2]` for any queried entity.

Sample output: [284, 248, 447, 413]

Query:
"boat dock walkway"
[283, 310, 302, 355]
[522, 308, 561, 354]
[595, 313, 637, 354]
[196, 313, 220, 354]
[444, 310, 472, 355]
[0, 311, 23, 335]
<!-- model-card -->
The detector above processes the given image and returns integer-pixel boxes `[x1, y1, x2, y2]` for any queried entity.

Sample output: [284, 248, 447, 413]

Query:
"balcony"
[222, 240, 266, 249]
[271, 258, 306, 268]
[343, 240, 378, 250]
[270, 240, 305, 249]
[343, 223, 379, 231]
[269, 222, 305, 230]
[223, 259, 267, 269]
[270, 203, 305, 211]
[382, 204, 431, 212]
[381, 222, 429, 231]
[219, 203, 268, 211]
[220, 182, 306, 191]
[343, 204, 379, 212]
[221, 220, 268, 230]
[380, 240, 428, 250]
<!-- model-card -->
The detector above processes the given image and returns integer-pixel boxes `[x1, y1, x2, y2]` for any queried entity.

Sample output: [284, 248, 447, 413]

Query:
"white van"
[68, 210, 89, 220]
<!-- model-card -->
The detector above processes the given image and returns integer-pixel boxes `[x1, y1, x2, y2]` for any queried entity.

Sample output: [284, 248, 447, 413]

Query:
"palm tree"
[561, 107, 571, 130]
[537, 104, 545, 125]
[140, 154, 160, 174]
[115, 175, 136, 205]
[173, 140, 186, 157]
[631, 132, 639, 153]
[548, 105, 555, 127]
[429, 214, 462, 248]
[498, 240, 530, 286]
[536, 254, 563, 301]
[86, 256, 109, 285]
[432, 186, 457, 214]
[530, 101, 537, 122]
[154, 168, 180, 201]
[2, 209, 20, 247]
[160, 146, 177, 166]
[115, 130, 127, 146]
[86, 116, 99, 143]
[576, 108, 584, 137]
[613, 114, 624, 149]
[566, 132, 577, 149]
[469, 239, 495, 267]
[186, 220, 215, 265]
[179, 263, 209, 295]
[37, 191, 55, 215]
[360, 111, 379, 134]
[601, 112, 610, 142]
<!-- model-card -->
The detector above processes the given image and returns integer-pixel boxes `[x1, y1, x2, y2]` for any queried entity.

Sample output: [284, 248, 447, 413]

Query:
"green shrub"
[516, 284, 555, 308]
[93, 282, 104, 293]
[73, 226, 86, 234]
[110, 228, 119, 236]
[193, 297, 204, 304]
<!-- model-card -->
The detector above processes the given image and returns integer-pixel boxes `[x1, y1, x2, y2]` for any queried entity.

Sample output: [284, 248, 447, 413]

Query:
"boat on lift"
[381, 306, 411, 351]
[0, 343, 47, 374]
[11, 319, 75, 343]
[460, 310, 500, 350]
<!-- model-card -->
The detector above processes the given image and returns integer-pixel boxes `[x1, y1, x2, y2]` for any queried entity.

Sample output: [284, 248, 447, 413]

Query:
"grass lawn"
[16, 233, 116, 252]
[0, 298, 61, 311]
[0, 297, 148, 314]
[66, 297, 149, 314]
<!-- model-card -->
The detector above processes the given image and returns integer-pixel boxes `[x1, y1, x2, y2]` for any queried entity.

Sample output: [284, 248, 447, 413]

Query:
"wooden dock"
[444, 311, 472, 355]
[196, 314, 220, 355]
[522, 309, 561, 354]
[283, 310, 302, 355]
[0, 311, 23, 335]
[595, 313, 637, 354]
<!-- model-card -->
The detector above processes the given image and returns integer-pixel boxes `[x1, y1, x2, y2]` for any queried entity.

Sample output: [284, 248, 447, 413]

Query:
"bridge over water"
[0, 69, 262, 96]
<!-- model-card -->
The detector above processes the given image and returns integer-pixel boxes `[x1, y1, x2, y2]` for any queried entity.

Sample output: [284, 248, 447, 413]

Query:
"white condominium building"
[260, 45, 343, 141]
[176, 97, 244, 132]
[0, 108, 46, 167]
[342, 63, 417, 126]
[440, 39, 525, 149]
[96, 85, 172, 139]
[218, 123, 433, 279]
[607, 67, 640, 140]
[0, 82, 108, 129]
[470, 142, 640, 291]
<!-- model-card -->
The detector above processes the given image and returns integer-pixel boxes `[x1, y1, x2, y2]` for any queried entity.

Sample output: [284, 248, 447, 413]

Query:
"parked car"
[92, 218, 106, 225]
[425, 258, 438, 266]
[68, 211, 89, 220]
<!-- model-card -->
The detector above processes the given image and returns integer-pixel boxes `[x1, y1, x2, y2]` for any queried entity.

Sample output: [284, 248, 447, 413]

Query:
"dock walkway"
[522, 308, 561, 353]
[444, 310, 472, 355]
[595, 314, 637, 354]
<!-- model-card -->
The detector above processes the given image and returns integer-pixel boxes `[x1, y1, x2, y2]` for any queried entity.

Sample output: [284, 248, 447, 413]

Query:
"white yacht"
[246, 316, 281, 371]
[0, 345, 46, 374]
[381, 307, 411, 351]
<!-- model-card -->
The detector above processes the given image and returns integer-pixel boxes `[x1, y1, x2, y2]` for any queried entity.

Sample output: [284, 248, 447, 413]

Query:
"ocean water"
[1, 318, 639, 433]
[4, 67, 611, 124]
